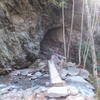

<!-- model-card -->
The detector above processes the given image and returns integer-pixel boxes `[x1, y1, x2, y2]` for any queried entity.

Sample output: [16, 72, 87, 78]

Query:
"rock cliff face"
[0, 0, 90, 74]
[0, 0, 99, 74]
[0, 0, 62, 74]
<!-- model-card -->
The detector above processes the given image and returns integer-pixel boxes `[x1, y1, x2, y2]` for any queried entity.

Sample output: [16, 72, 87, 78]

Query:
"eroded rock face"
[0, 0, 86, 74]
[0, 0, 61, 74]
[0, 9, 39, 73]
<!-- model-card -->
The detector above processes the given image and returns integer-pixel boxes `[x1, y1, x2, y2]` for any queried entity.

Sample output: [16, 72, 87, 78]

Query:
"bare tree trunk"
[83, 40, 89, 68]
[67, 0, 74, 61]
[78, 0, 84, 65]
[85, 0, 98, 85]
[62, 0, 67, 62]
[83, 3, 98, 68]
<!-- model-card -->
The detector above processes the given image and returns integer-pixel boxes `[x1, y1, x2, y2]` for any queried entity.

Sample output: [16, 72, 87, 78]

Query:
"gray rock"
[19, 69, 34, 76]
[66, 76, 88, 83]
[10, 70, 21, 76]
[66, 76, 94, 89]
[0, 84, 7, 89]
[30, 72, 48, 80]
[67, 62, 76, 67]
[65, 81, 95, 97]
[47, 86, 79, 98]
[78, 69, 89, 79]
[43, 74, 49, 78]
[34, 72, 43, 77]
[27, 73, 33, 77]
[65, 75, 95, 97]
[67, 67, 80, 76]
[61, 69, 68, 79]
[30, 75, 37, 80]
[79, 87, 95, 97]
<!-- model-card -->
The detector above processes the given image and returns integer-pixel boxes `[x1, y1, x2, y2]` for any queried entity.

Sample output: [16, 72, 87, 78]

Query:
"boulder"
[47, 86, 79, 98]
[65, 76, 95, 97]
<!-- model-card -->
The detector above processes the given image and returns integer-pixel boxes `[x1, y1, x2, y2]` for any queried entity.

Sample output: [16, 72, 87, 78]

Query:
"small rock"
[34, 72, 43, 77]
[67, 67, 80, 76]
[20, 69, 34, 76]
[27, 73, 33, 77]
[67, 62, 76, 67]
[61, 69, 68, 79]
[30, 76, 37, 80]
[43, 74, 49, 78]
[78, 69, 89, 79]
[45, 82, 50, 86]
[10, 70, 21, 76]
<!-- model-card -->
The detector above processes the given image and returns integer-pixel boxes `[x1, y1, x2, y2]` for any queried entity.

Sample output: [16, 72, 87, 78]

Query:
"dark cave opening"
[40, 27, 65, 60]
[40, 27, 79, 63]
